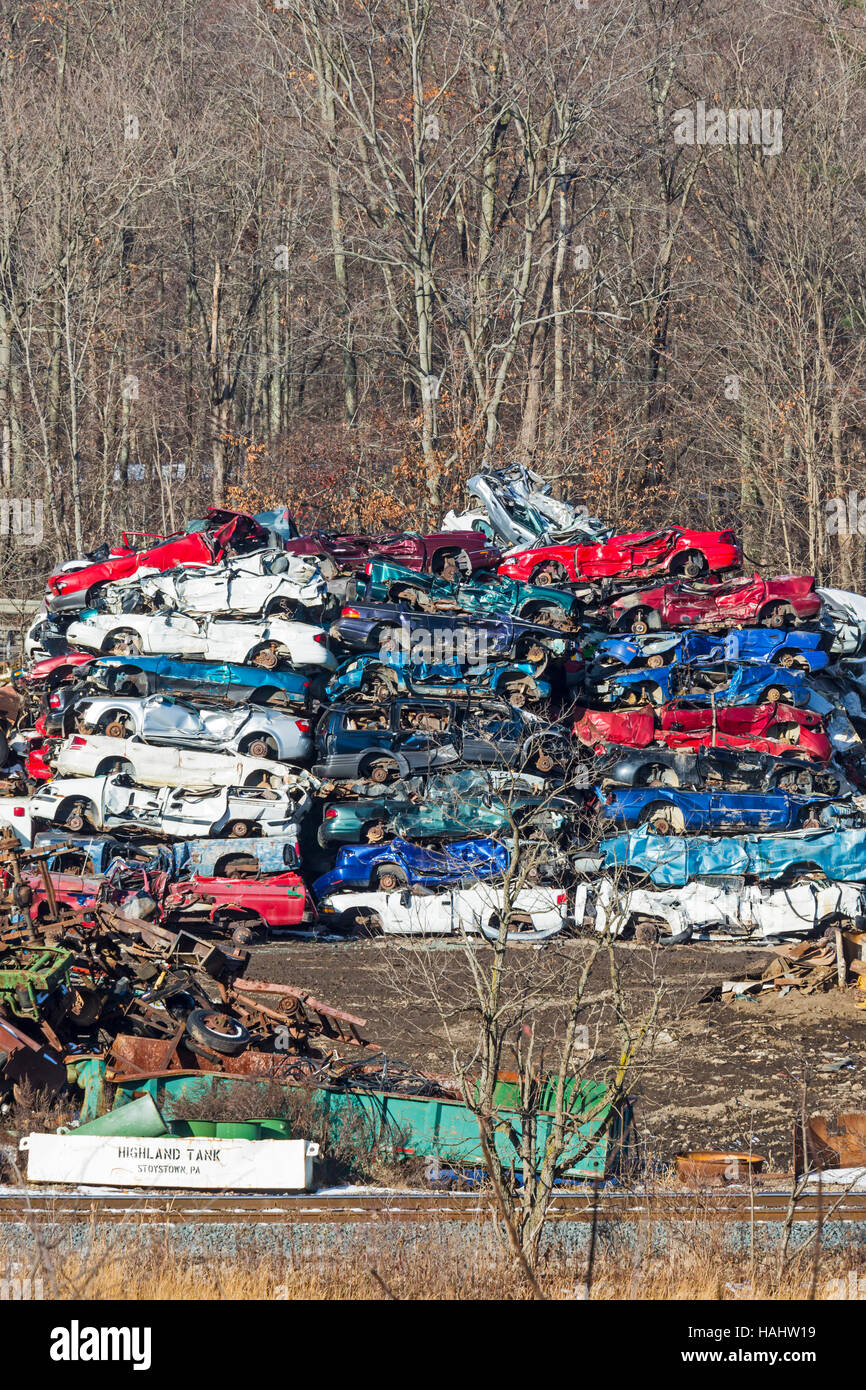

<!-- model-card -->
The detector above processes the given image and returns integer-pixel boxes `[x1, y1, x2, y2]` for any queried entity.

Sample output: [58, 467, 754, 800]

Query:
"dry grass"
[1, 1225, 861, 1301]
[8, 1081, 76, 1136]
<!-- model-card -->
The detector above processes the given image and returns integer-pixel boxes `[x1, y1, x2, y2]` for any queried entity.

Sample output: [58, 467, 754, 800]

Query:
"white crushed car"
[30, 774, 312, 838]
[818, 588, 866, 657]
[64, 612, 337, 670]
[104, 548, 328, 619]
[319, 882, 583, 942]
[0, 797, 33, 846]
[73, 693, 311, 762]
[593, 876, 864, 944]
[53, 734, 308, 791]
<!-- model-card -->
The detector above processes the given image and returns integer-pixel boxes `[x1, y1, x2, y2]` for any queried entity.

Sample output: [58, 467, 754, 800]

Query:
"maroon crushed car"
[607, 573, 822, 635]
[283, 530, 501, 579]
[20, 653, 95, 690]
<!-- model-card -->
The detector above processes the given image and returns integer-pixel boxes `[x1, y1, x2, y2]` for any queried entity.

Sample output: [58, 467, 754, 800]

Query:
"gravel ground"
[248, 935, 866, 1171]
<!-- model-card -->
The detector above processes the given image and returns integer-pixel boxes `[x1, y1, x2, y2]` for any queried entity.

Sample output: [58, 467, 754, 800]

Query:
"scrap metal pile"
[1, 475, 866, 1095]
[0, 830, 372, 1099]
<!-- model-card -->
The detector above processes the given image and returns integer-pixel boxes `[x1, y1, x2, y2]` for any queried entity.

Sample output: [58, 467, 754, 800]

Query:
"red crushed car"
[14, 869, 103, 923]
[20, 653, 95, 690]
[573, 703, 832, 762]
[284, 530, 501, 578]
[606, 573, 821, 634]
[45, 509, 270, 615]
[165, 871, 314, 939]
[497, 528, 740, 586]
[24, 730, 58, 782]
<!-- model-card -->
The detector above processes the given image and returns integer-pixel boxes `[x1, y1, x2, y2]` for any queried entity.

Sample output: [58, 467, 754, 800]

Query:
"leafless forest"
[0, 0, 864, 592]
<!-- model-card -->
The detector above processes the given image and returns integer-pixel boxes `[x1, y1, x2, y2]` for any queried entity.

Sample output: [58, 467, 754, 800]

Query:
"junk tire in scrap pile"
[184, 1009, 251, 1056]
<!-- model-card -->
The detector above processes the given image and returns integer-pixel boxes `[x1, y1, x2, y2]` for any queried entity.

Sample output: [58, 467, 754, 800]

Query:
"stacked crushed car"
[0, 472, 865, 1028]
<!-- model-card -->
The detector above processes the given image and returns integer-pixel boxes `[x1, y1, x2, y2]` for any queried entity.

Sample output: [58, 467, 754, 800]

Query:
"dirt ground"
[251, 936, 866, 1171]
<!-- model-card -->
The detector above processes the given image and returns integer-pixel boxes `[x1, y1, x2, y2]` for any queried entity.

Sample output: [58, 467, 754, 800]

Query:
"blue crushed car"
[85, 655, 319, 708]
[312, 836, 511, 896]
[595, 784, 836, 835]
[590, 658, 825, 711]
[590, 627, 829, 676]
[599, 822, 866, 886]
[325, 655, 551, 706]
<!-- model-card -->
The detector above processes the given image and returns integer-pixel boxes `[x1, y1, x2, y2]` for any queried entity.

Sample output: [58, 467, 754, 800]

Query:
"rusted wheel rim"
[252, 644, 280, 670]
[203, 1012, 239, 1037]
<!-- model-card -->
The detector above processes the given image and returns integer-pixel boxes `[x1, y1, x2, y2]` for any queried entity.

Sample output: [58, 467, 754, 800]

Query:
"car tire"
[375, 864, 408, 890]
[346, 909, 384, 937]
[362, 756, 400, 785]
[620, 608, 658, 636]
[184, 1009, 251, 1056]
[60, 799, 96, 833]
[101, 717, 130, 738]
[224, 917, 264, 946]
[671, 551, 707, 580]
[242, 736, 276, 760]
[250, 643, 282, 670]
[759, 602, 797, 629]
[639, 804, 682, 835]
[530, 561, 570, 587]
[226, 820, 252, 838]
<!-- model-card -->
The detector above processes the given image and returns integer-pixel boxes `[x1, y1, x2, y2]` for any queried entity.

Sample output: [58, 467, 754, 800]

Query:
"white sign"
[21, 1133, 318, 1190]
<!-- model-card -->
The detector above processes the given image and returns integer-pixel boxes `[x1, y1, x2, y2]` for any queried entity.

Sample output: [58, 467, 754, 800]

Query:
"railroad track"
[1, 1188, 864, 1224]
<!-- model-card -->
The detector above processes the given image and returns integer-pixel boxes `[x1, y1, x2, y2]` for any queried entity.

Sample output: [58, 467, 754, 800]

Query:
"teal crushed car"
[318, 769, 574, 845]
[358, 559, 581, 628]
